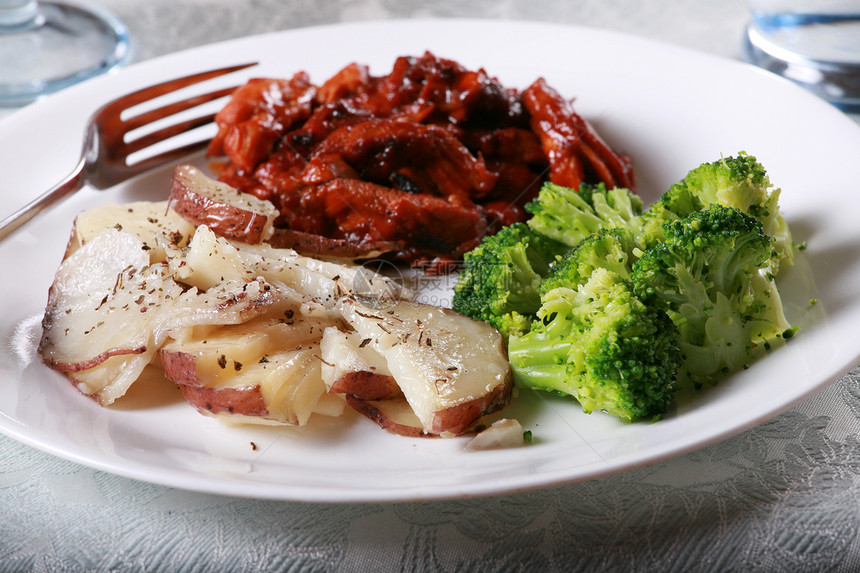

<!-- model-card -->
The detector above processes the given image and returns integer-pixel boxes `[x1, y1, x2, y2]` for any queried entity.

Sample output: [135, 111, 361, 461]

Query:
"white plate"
[2, 19, 859, 503]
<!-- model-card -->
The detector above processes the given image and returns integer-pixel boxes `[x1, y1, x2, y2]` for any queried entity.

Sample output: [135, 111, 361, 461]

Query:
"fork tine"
[0, 63, 260, 239]
[97, 62, 257, 115]
[121, 112, 217, 156]
[124, 139, 213, 175]
[121, 85, 238, 132]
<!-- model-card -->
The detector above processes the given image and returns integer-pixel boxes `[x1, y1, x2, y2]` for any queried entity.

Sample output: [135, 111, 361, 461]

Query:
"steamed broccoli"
[452, 222, 567, 339]
[525, 182, 645, 248]
[452, 153, 798, 423]
[650, 153, 793, 271]
[508, 268, 680, 423]
[539, 227, 639, 295]
[631, 205, 794, 388]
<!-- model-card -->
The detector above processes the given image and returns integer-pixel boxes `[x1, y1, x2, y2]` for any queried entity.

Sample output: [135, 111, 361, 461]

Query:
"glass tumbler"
[0, 0, 130, 107]
[744, 0, 860, 110]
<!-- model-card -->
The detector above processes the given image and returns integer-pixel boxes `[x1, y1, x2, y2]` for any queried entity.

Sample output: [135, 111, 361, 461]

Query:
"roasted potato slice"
[161, 315, 342, 424]
[66, 200, 195, 262]
[337, 298, 512, 436]
[169, 164, 278, 244]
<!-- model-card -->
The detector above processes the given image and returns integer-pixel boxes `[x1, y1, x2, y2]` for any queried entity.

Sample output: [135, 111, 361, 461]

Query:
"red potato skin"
[179, 385, 269, 417]
[343, 370, 513, 437]
[160, 349, 269, 417]
[429, 373, 512, 435]
[335, 300, 514, 437]
[40, 345, 147, 373]
[329, 371, 403, 400]
[344, 395, 429, 438]
[169, 167, 271, 244]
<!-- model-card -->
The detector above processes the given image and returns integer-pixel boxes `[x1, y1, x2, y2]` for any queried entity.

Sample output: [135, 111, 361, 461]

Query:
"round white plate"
[2, 19, 859, 503]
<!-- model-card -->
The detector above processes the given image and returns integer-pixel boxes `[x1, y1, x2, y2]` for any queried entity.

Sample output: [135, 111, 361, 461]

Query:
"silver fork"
[0, 62, 257, 241]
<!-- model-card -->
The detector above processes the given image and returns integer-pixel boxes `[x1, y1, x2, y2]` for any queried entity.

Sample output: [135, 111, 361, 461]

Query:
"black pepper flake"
[259, 356, 269, 363]
[358, 338, 372, 348]
[250, 441, 258, 451]
[217, 355, 227, 369]
[284, 309, 294, 319]
[234, 361, 243, 371]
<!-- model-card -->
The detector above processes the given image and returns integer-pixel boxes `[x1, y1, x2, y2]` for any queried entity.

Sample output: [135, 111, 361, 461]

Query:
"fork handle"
[0, 156, 87, 242]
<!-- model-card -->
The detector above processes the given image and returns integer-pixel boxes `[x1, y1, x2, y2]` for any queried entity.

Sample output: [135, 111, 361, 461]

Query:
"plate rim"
[2, 17, 860, 503]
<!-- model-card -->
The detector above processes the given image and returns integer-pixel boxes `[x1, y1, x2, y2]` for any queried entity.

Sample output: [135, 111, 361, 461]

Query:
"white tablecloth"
[3, 1, 860, 571]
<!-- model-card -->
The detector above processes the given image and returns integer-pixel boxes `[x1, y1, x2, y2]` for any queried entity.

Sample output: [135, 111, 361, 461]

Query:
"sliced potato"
[177, 225, 405, 310]
[39, 229, 181, 375]
[40, 227, 285, 405]
[170, 164, 277, 244]
[236, 241, 408, 308]
[40, 178, 514, 434]
[161, 316, 340, 425]
[319, 326, 395, 396]
[67, 200, 195, 262]
[179, 225, 254, 290]
[157, 277, 283, 334]
[345, 396, 428, 438]
[330, 372, 403, 401]
[338, 298, 512, 436]
[464, 418, 526, 451]
[39, 227, 195, 404]
[67, 350, 158, 406]
[161, 314, 333, 386]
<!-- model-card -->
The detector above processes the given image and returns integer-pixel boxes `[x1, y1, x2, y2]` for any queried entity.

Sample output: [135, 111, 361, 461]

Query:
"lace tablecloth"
[3, 1, 860, 571]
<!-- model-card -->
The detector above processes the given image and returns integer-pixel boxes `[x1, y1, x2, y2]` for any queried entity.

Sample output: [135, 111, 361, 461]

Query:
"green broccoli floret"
[525, 182, 644, 248]
[540, 227, 638, 294]
[631, 205, 793, 388]
[508, 268, 681, 423]
[452, 222, 567, 339]
[655, 153, 793, 272]
[454, 153, 798, 419]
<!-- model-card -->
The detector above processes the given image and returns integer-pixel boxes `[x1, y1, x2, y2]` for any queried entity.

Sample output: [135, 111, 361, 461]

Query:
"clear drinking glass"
[0, 0, 130, 107]
[744, 0, 860, 110]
